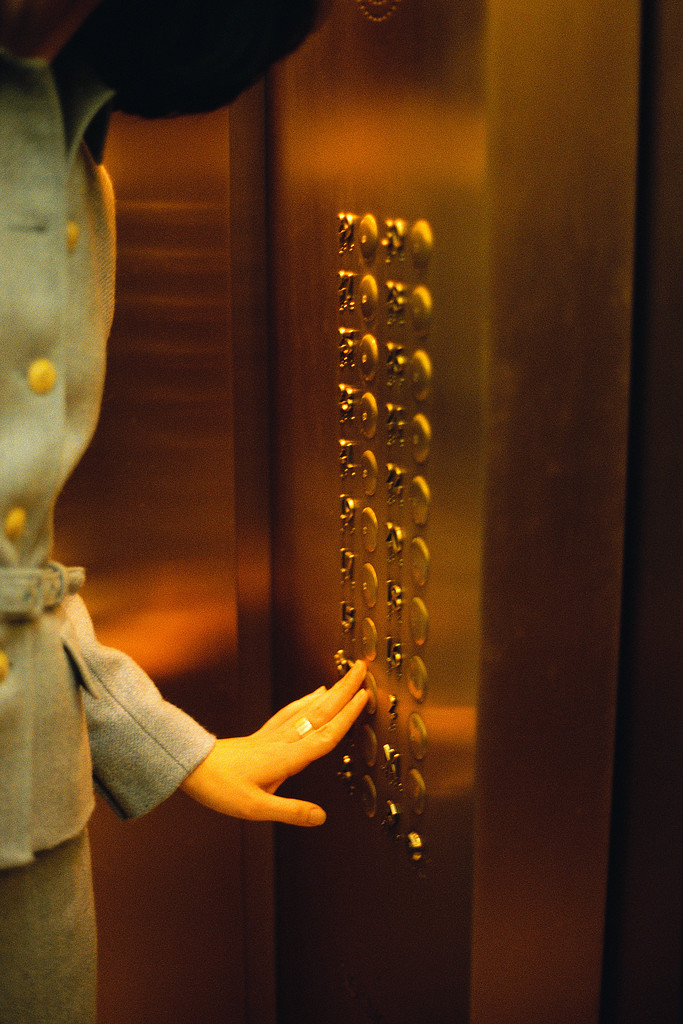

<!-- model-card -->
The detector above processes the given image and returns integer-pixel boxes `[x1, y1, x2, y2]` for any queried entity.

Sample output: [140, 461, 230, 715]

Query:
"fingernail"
[308, 807, 326, 826]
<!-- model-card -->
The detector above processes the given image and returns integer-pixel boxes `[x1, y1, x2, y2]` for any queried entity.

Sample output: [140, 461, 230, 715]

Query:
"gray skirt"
[0, 830, 96, 1024]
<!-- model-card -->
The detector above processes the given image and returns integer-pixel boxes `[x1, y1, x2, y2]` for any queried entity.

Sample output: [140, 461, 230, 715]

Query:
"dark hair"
[60, 0, 319, 118]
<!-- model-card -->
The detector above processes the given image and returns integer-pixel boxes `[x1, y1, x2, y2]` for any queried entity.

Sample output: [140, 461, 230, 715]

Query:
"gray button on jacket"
[0, 49, 216, 869]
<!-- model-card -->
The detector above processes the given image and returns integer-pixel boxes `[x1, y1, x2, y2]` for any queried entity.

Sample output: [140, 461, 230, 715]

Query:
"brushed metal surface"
[601, 0, 683, 1019]
[269, 2, 485, 1022]
[267, 2, 639, 1023]
[54, 108, 250, 1024]
[471, 3, 639, 1022]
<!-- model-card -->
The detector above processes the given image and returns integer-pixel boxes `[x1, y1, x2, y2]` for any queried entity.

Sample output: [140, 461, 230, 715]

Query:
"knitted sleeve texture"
[61, 594, 216, 819]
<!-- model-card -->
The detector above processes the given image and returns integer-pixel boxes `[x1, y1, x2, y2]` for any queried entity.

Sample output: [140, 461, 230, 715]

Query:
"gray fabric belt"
[0, 563, 85, 621]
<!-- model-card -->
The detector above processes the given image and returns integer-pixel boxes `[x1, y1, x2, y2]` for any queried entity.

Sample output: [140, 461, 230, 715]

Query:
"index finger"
[277, 659, 367, 736]
[311, 659, 367, 725]
[286, 686, 369, 775]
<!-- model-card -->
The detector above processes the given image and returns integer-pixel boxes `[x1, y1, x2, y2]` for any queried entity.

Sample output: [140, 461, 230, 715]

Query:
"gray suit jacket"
[0, 50, 215, 870]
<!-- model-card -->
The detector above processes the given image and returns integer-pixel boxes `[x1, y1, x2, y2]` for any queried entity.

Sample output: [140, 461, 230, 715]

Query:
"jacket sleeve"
[60, 593, 216, 819]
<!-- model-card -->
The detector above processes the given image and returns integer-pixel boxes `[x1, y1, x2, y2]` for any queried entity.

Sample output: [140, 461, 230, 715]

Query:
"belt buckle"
[5, 575, 43, 621]
[47, 562, 68, 607]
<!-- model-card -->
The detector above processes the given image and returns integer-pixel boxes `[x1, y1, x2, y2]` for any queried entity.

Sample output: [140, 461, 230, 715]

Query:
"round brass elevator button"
[360, 506, 378, 552]
[360, 450, 378, 496]
[361, 617, 378, 661]
[410, 285, 432, 335]
[410, 537, 430, 586]
[410, 476, 431, 526]
[363, 669, 378, 714]
[360, 562, 378, 607]
[410, 349, 432, 401]
[359, 333, 378, 381]
[411, 413, 431, 464]
[410, 220, 433, 267]
[408, 712, 428, 760]
[407, 768, 427, 814]
[410, 597, 429, 646]
[359, 393, 378, 439]
[408, 655, 428, 702]
[0, 650, 10, 681]
[360, 275, 378, 321]
[359, 214, 379, 261]
[4, 507, 27, 542]
[361, 724, 378, 767]
[361, 775, 377, 818]
[28, 358, 57, 395]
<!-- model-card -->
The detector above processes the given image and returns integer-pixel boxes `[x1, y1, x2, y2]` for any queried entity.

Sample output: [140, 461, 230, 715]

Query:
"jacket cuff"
[62, 594, 216, 819]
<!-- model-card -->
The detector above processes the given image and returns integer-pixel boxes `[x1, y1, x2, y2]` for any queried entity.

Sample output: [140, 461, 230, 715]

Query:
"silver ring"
[295, 716, 313, 737]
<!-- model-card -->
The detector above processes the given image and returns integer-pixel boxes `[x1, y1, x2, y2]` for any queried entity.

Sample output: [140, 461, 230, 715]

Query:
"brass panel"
[54, 109, 247, 1022]
[269, 2, 485, 1022]
[601, 0, 683, 1019]
[269, 2, 638, 1023]
[471, 0, 639, 1020]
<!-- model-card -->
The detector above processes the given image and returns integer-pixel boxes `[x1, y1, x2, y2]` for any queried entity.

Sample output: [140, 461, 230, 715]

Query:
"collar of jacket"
[52, 49, 116, 164]
[1, 46, 115, 164]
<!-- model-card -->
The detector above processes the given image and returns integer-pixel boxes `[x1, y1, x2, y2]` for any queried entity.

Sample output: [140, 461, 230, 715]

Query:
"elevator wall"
[51, 2, 681, 1022]
[266, 2, 640, 1023]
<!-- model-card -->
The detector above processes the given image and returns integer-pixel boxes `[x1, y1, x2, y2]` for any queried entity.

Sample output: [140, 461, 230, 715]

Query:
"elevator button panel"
[335, 210, 434, 864]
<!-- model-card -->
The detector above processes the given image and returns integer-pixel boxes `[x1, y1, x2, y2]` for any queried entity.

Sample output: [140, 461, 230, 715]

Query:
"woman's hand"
[179, 660, 368, 826]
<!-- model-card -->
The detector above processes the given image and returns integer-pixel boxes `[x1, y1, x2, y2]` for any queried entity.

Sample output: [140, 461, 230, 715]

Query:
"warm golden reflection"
[81, 559, 237, 679]
[55, 109, 237, 685]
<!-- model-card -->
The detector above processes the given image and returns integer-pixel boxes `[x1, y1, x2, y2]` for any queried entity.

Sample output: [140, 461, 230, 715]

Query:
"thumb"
[253, 791, 327, 827]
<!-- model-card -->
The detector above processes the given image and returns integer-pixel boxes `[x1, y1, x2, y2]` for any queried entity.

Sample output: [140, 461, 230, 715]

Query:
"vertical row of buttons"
[2, 219, 78, 555]
[335, 210, 433, 867]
